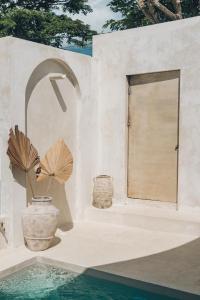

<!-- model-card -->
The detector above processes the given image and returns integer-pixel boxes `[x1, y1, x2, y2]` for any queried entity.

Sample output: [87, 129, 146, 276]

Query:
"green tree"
[105, 0, 199, 31]
[0, 0, 96, 48]
[0, 0, 92, 14]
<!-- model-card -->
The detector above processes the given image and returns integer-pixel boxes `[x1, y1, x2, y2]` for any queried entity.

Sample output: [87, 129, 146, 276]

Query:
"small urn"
[93, 175, 113, 209]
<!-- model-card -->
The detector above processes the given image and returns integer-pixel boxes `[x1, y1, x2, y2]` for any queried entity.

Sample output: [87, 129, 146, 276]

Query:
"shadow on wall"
[50, 80, 67, 112]
[25, 58, 79, 107]
[25, 58, 80, 133]
[12, 166, 26, 188]
[12, 163, 72, 233]
[27, 171, 73, 231]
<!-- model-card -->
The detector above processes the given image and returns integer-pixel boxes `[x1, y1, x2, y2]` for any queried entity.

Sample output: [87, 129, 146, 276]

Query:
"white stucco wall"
[1, 16, 200, 247]
[93, 16, 200, 213]
[0, 37, 97, 246]
[0, 37, 19, 246]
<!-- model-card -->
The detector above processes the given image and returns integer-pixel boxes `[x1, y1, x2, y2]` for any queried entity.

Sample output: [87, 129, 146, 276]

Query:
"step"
[84, 206, 200, 236]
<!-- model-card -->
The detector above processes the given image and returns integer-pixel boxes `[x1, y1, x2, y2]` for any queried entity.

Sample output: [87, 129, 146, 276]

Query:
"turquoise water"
[0, 264, 178, 300]
[64, 45, 92, 56]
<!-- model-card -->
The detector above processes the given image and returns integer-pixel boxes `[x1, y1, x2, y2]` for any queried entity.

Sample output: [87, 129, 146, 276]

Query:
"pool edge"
[0, 256, 199, 300]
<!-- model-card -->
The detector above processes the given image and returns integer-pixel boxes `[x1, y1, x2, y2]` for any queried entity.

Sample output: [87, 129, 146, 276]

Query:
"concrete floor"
[0, 221, 199, 297]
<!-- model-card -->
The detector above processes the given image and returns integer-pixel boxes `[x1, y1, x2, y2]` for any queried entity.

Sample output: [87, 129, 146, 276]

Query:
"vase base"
[92, 200, 112, 209]
[25, 238, 53, 251]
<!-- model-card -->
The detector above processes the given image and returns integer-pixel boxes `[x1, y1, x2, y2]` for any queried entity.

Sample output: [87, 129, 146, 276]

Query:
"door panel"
[127, 71, 179, 202]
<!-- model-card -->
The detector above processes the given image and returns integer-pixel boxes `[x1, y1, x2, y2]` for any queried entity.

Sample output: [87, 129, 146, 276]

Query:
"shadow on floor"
[83, 237, 200, 299]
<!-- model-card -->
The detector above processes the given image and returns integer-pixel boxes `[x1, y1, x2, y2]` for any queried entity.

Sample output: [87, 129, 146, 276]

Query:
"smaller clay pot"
[93, 175, 113, 209]
[22, 196, 59, 251]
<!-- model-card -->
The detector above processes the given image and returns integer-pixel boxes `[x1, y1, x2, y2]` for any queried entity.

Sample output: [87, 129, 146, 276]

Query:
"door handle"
[175, 145, 179, 151]
[127, 118, 132, 127]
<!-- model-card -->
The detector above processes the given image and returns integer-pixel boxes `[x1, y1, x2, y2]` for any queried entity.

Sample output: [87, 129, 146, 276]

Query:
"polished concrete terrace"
[0, 220, 199, 298]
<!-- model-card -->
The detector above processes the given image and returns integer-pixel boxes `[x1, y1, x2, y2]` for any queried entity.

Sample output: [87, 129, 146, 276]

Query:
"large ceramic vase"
[22, 196, 59, 251]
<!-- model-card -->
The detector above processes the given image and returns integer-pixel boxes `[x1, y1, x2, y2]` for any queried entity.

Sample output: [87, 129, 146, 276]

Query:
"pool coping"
[0, 256, 199, 300]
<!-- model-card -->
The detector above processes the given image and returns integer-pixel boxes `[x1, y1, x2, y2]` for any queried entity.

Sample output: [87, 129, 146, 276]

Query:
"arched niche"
[25, 58, 80, 134]
[25, 58, 80, 230]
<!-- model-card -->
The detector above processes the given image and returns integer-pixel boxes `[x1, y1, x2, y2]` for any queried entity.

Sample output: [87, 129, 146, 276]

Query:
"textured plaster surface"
[0, 221, 199, 296]
[93, 16, 200, 213]
[0, 37, 96, 246]
[0, 17, 200, 254]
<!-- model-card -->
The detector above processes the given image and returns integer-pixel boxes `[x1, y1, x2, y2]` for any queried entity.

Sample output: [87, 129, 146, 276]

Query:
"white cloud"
[69, 0, 122, 32]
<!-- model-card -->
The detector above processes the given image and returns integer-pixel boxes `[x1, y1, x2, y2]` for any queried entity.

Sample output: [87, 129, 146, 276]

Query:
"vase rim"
[96, 175, 111, 178]
[32, 196, 52, 202]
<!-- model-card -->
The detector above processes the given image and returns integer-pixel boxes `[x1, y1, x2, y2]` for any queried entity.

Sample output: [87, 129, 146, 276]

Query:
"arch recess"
[25, 58, 80, 105]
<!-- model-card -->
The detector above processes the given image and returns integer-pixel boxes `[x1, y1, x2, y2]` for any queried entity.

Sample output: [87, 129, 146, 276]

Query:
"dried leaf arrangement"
[7, 126, 39, 199]
[7, 126, 73, 205]
[36, 139, 73, 185]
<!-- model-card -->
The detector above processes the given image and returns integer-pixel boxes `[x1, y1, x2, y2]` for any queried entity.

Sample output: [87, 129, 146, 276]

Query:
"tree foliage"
[105, 0, 200, 31]
[0, 0, 92, 14]
[0, 0, 96, 47]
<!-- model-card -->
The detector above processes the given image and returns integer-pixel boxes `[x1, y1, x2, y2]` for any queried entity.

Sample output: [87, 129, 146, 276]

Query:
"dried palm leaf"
[7, 126, 39, 172]
[37, 139, 73, 184]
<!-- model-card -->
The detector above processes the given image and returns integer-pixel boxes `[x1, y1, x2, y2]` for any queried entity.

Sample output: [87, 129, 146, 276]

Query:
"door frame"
[126, 70, 181, 204]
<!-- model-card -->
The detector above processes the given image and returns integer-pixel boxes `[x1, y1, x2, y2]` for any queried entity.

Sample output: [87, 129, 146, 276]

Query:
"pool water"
[0, 264, 178, 300]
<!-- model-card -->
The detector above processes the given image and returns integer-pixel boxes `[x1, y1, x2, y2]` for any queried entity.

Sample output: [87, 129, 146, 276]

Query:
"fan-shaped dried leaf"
[7, 126, 39, 172]
[37, 139, 73, 184]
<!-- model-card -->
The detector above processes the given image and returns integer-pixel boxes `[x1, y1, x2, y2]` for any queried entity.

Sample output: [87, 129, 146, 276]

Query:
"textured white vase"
[22, 196, 59, 251]
[93, 175, 113, 209]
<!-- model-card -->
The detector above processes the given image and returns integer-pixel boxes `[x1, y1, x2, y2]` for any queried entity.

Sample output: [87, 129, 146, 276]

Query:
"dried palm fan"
[7, 125, 40, 198]
[36, 139, 73, 185]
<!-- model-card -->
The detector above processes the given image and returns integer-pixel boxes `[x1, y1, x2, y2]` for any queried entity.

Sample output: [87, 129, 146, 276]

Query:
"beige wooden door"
[127, 71, 180, 202]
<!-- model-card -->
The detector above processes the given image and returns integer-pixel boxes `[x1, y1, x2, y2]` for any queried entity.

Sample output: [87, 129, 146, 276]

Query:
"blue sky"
[69, 0, 122, 32]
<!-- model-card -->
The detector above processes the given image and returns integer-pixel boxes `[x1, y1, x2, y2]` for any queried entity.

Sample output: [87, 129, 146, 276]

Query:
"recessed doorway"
[127, 70, 180, 202]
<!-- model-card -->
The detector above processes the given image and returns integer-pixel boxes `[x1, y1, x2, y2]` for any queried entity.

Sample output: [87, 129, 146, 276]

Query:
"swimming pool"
[0, 263, 185, 300]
